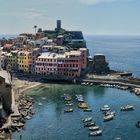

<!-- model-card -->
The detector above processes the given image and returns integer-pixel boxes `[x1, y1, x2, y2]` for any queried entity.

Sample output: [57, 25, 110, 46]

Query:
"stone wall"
[0, 76, 12, 115]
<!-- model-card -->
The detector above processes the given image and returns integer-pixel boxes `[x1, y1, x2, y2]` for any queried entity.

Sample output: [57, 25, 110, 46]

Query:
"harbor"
[12, 84, 140, 140]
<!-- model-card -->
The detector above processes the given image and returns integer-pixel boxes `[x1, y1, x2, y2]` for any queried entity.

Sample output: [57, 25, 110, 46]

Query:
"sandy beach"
[12, 77, 43, 96]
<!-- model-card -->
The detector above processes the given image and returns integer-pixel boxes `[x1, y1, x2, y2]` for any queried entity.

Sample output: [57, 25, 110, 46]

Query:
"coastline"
[0, 77, 45, 140]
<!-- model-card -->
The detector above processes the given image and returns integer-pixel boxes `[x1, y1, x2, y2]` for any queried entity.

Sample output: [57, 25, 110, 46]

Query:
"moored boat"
[89, 126, 99, 131]
[83, 108, 92, 112]
[100, 105, 110, 111]
[89, 130, 102, 136]
[78, 102, 88, 109]
[90, 83, 93, 86]
[84, 122, 96, 127]
[105, 111, 115, 116]
[76, 94, 84, 102]
[64, 96, 72, 101]
[65, 103, 73, 106]
[120, 105, 134, 111]
[103, 114, 114, 122]
[82, 117, 92, 123]
[38, 102, 43, 106]
[64, 108, 73, 113]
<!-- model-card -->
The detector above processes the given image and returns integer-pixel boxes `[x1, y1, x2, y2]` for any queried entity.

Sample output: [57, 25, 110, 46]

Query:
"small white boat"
[100, 105, 110, 111]
[90, 83, 93, 86]
[64, 108, 73, 113]
[89, 126, 99, 131]
[76, 94, 84, 102]
[81, 82, 86, 85]
[105, 111, 115, 116]
[25, 116, 32, 120]
[84, 122, 96, 127]
[82, 117, 92, 123]
[65, 103, 73, 106]
[89, 130, 102, 136]
[38, 102, 43, 106]
[120, 105, 134, 111]
[104, 114, 114, 122]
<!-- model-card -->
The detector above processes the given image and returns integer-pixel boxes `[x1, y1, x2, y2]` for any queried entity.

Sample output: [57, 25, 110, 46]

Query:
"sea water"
[12, 35, 140, 140]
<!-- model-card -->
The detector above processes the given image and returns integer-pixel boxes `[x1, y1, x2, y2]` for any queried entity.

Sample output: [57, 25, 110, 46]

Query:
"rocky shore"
[0, 77, 42, 139]
[10, 95, 34, 132]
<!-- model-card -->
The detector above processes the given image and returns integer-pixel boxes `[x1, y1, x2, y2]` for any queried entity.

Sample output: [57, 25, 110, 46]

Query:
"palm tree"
[34, 25, 37, 34]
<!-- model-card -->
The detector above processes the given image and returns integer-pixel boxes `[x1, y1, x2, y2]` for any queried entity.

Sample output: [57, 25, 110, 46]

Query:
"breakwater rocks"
[82, 74, 140, 97]
[1, 95, 34, 134]
[12, 95, 34, 132]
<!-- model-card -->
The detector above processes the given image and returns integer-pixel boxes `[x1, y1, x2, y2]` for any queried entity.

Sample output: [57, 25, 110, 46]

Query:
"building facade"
[18, 51, 30, 73]
[35, 47, 87, 79]
[6, 50, 18, 72]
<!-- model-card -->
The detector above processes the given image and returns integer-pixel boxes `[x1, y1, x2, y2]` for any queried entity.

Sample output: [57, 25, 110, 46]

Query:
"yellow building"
[17, 51, 30, 72]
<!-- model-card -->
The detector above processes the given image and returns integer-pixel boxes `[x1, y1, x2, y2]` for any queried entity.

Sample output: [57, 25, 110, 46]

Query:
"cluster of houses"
[0, 37, 87, 80]
[0, 20, 111, 81]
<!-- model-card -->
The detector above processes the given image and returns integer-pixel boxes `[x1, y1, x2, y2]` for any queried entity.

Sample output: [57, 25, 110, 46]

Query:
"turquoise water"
[13, 84, 140, 140]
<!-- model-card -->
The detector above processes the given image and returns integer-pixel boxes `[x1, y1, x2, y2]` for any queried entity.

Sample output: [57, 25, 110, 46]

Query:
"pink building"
[28, 48, 41, 74]
[57, 51, 81, 78]
[35, 52, 57, 76]
[35, 46, 88, 79]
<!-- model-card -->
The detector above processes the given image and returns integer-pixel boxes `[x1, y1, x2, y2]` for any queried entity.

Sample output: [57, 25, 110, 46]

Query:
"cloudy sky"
[0, 0, 140, 35]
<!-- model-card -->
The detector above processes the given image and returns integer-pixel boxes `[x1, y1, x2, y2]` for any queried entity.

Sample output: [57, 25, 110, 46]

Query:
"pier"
[83, 74, 140, 89]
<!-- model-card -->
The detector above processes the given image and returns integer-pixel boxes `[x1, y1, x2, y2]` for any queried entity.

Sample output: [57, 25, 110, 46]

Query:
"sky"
[0, 0, 140, 35]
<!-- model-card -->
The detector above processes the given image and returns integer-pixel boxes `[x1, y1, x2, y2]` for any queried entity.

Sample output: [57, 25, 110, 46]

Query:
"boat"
[81, 82, 86, 86]
[104, 114, 114, 122]
[90, 83, 94, 86]
[120, 105, 134, 111]
[75, 94, 82, 99]
[38, 102, 43, 106]
[64, 96, 72, 101]
[100, 105, 110, 111]
[89, 126, 99, 131]
[105, 111, 115, 116]
[25, 116, 32, 120]
[77, 98, 84, 102]
[84, 122, 96, 127]
[89, 130, 102, 136]
[136, 121, 140, 128]
[83, 108, 92, 112]
[64, 108, 73, 113]
[78, 103, 88, 109]
[76, 94, 84, 102]
[82, 117, 92, 123]
[65, 103, 73, 106]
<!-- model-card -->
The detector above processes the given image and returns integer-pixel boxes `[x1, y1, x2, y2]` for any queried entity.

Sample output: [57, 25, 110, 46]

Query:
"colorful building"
[28, 48, 41, 74]
[57, 51, 81, 78]
[35, 52, 58, 76]
[6, 50, 18, 72]
[17, 51, 30, 73]
[35, 46, 87, 79]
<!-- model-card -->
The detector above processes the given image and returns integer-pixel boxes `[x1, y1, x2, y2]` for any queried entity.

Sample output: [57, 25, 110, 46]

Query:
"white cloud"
[80, 0, 121, 5]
